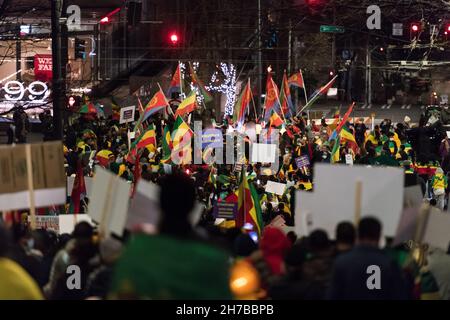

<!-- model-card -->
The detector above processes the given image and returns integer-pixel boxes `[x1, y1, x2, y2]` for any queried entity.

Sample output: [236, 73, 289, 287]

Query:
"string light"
[206, 62, 237, 117]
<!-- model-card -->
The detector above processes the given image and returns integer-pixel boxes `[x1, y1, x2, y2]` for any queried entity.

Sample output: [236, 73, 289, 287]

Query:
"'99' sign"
[1, 81, 50, 103]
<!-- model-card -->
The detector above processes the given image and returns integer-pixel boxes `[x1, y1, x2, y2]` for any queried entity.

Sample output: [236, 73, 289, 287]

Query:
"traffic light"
[265, 26, 279, 48]
[410, 22, 421, 39]
[169, 32, 180, 46]
[444, 24, 450, 37]
[74, 38, 86, 60]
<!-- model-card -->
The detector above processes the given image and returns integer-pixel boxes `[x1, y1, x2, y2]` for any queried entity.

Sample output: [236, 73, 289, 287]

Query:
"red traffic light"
[411, 23, 420, 32]
[169, 32, 179, 45]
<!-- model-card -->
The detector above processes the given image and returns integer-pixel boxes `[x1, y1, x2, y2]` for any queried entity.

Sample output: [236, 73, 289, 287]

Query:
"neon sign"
[1, 80, 50, 103]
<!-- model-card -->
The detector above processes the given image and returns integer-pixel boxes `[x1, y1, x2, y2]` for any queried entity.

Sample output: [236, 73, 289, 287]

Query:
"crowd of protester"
[1, 105, 450, 300]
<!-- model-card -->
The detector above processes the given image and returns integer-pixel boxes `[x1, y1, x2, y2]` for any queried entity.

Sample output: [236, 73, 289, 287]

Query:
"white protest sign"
[294, 190, 316, 237]
[251, 143, 277, 163]
[126, 179, 161, 231]
[392, 206, 420, 247]
[327, 87, 338, 97]
[447, 131, 450, 139]
[265, 181, 286, 196]
[119, 106, 136, 124]
[88, 167, 131, 237]
[345, 154, 353, 165]
[296, 164, 404, 238]
[59, 214, 93, 235]
[421, 209, 450, 251]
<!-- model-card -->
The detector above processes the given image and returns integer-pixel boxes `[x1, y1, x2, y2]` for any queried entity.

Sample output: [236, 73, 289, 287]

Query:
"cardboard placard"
[42, 142, 66, 189]
[251, 143, 277, 163]
[120, 106, 136, 124]
[213, 202, 237, 219]
[11, 144, 28, 192]
[30, 144, 46, 190]
[0, 147, 14, 194]
[265, 181, 286, 196]
[89, 167, 132, 237]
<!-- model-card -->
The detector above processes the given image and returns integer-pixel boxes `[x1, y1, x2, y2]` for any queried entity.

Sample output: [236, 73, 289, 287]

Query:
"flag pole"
[248, 78, 258, 123]
[301, 69, 308, 105]
[179, 61, 184, 98]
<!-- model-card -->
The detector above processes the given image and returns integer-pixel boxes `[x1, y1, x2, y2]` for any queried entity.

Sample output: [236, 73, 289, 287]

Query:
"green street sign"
[320, 25, 345, 33]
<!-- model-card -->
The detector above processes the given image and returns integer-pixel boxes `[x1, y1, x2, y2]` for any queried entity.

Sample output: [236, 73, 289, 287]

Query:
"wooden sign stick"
[25, 144, 36, 230]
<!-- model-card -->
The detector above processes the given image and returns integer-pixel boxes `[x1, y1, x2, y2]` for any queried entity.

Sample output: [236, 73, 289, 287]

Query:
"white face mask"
[27, 238, 35, 250]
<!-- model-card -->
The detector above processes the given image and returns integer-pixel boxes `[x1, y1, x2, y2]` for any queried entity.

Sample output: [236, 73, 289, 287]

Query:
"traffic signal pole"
[51, 0, 64, 140]
[257, 0, 263, 118]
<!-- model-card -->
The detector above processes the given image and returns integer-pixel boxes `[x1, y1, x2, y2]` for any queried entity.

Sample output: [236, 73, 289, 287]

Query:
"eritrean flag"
[299, 75, 338, 113]
[280, 71, 294, 118]
[167, 63, 182, 97]
[171, 115, 194, 164]
[175, 91, 197, 118]
[288, 70, 305, 88]
[190, 63, 213, 103]
[263, 73, 280, 122]
[79, 102, 97, 114]
[142, 89, 169, 122]
[233, 79, 252, 124]
[236, 168, 264, 235]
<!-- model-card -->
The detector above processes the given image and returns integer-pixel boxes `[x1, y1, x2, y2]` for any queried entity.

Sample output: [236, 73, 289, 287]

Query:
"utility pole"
[16, 24, 21, 81]
[365, 36, 372, 106]
[287, 20, 292, 75]
[51, 0, 63, 140]
[257, 0, 263, 117]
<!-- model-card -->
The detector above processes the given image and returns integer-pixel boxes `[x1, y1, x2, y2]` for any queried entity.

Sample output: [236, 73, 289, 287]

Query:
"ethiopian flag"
[233, 79, 252, 124]
[269, 110, 284, 128]
[136, 124, 157, 152]
[340, 125, 358, 153]
[171, 116, 193, 164]
[331, 136, 341, 164]
[175, 91, 197, 118]
[162, 124, 173, 163]
[236, 168, 264, 235]
[190, 64, 213, 103]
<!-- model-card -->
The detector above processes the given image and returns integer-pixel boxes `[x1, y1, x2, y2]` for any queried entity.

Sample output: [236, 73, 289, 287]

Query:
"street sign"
[320, 25, 345, 33]
[392, 23, 403, 36]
